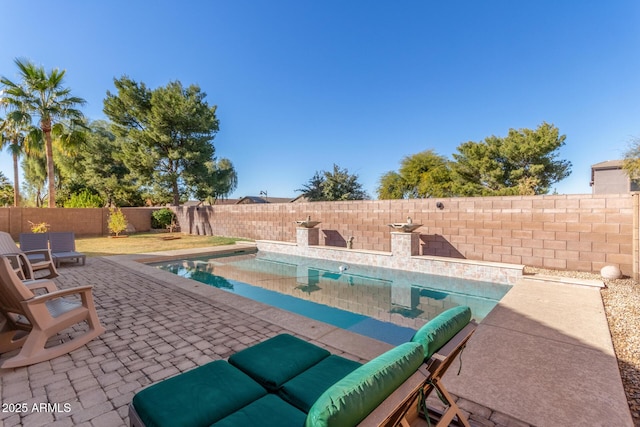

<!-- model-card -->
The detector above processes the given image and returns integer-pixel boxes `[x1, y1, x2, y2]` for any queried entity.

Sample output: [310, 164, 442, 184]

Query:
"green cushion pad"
[210, 394, 307, 427]
[305, 342, 424, 427]
[279, 355, 363, 412]
[229, 334, 330, 391]
[411, 306, 471, 360]
[132, 360, 267, 427]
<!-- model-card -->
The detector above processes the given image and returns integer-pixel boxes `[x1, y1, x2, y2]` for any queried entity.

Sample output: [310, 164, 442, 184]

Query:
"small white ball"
[600, 265, 622, 280]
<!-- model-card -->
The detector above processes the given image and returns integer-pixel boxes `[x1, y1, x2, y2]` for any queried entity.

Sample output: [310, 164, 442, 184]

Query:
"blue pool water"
[153, 250, 511, 345]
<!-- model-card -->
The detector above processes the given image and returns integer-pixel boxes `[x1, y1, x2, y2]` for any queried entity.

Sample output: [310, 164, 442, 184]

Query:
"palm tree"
[0, 58, 85, 207]
[0, 116, 27, 206]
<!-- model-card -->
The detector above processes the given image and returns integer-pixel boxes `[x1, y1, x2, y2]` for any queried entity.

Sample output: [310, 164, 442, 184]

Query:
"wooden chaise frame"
[360, 322, 477, 427]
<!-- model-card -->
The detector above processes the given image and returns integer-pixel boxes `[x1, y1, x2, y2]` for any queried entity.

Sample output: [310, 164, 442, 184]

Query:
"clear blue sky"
[2, 1, 639, 199]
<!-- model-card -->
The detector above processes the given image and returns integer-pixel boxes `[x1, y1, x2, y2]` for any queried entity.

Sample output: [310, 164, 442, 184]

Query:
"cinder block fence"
[173, 193, 638, 278]
[3, 194, 638, 279]
[0, 207, 158, 238]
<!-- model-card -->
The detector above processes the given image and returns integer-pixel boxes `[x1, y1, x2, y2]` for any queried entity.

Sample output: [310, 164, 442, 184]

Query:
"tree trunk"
[172, 179, 180, 206]
[42, 119, 56, 208]
[12, 150, 19, 207]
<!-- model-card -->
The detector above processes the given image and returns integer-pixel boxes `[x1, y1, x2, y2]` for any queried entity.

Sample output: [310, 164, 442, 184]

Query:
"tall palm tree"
[0, 116, 27, 206]
[0, 58, 85, 207]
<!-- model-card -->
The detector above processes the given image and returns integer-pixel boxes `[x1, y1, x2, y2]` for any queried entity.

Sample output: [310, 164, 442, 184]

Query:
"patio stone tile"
[71, 401, 114, 424]
[47, 419, 75, 427]
[44, 379, 72, 393]
[22, 412, 55, 427]
[99, 360, 124, 373]
[90, 410, 123, 427]
[77, 388, 108, 408]
[148, 366, 180, 382]
[71, 377, 100, 393]
[96, 372, 122, 388]
[30, 373, 67, 389]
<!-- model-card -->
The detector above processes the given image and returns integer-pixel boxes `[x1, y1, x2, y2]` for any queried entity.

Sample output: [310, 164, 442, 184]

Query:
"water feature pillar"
[297, 227, 319, 247]
[391, 231, 420, 257]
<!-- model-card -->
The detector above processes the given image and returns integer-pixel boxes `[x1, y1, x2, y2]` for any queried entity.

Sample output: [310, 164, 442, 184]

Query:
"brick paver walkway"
[0, 256, 529, 427]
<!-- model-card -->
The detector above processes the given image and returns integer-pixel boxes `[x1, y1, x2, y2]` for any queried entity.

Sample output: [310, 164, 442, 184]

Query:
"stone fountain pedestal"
[296, 227, 319, 247]
[391, 231, 420, 257]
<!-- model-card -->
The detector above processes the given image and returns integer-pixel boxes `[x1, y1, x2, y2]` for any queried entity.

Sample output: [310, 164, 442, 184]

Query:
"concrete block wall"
[174, 193, 636, 276]
[0, 207, 158, 239]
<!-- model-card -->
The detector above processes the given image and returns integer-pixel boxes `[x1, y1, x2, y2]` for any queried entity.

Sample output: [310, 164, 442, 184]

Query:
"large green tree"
[377, 149, 452, 199]
[298, 164, 369, 201]
[622, 137, 640, 180]
[0, 58, 86, 207]
[21, 152, 47, 207]
[0, 171, 13, 206]
[104, 77, 222, 205]
[0, 115, 27, 206]
[194, 158, 238, 204]
[55, 120, 143, 206]
[451, 122, 571, 196]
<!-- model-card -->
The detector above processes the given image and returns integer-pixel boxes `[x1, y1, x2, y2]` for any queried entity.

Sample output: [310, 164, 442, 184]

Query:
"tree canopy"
[0, 114, 27, 206]
[378, 123, 571, 198]
[0, 171, 13, 206]
[104, 76, 226, 205]
[298, 164, 369, 201]
[55, 120, 143, 207]
[451, 122, 571, 196]
[0, 58, 86, 207]
[376, 150, 452, 199]
[622, 137, 640, 180]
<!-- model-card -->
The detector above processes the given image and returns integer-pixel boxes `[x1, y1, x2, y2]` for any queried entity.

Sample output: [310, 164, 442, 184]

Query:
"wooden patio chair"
[48, 232, 86, 268]
[0, 231, 58, 280]
[0, 256, 105, 369]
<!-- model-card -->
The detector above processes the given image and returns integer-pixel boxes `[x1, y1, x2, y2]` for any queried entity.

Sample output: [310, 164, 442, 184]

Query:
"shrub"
[28, 221, 50, 233]
[64, 189, 104, 208]
[152, 208, 177, 230]
[108, 207, 128, 236]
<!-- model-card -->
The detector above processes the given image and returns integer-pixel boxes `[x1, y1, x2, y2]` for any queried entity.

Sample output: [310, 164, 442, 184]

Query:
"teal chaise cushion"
[305, 342, 424, 427]
[410, 306, 472, 359]
[228, 333, 330, 391]
[132, 360, 267, 427]
[279, 354, 363, 412]
[210, 394, 307, 427]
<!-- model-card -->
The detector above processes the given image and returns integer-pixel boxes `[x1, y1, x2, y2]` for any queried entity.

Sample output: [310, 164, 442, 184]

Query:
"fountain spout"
[295, 216, 321, 228]
[388, 218, 422, 233]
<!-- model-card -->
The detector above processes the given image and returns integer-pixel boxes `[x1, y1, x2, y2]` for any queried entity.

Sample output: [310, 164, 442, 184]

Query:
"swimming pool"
[153, 250, 511, 344]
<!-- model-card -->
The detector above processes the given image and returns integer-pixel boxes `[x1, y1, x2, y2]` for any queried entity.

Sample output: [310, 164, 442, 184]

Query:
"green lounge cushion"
[210, 394, 308, 427]
[305, 342, 424, 427]
[279, 354, 363, 412]
[229, 334, 330, 391]
[132, 360, 267, 427]
[411, 306, 471, 360]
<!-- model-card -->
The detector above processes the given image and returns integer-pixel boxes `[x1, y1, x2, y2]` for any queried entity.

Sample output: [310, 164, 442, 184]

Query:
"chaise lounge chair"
[129, 306, 475, 427]
[0, 231, 58, 280]
[19, 232, 50, 253]
[48, 232, 86, 268]
[0, 256, 106, 369]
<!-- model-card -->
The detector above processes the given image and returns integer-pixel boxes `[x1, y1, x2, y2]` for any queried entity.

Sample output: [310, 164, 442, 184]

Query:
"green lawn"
[74, 233, 245, 257]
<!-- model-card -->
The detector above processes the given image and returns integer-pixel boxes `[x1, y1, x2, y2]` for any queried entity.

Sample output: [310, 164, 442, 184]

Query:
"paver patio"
[0, 247, 632, 426]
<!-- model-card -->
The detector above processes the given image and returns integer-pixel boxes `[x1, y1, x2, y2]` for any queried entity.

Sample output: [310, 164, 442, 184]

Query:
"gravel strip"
[524, 266, 640, 426]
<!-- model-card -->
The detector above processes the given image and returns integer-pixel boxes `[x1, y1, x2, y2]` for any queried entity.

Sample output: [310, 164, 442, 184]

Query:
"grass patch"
[75, 233, 245, 257]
